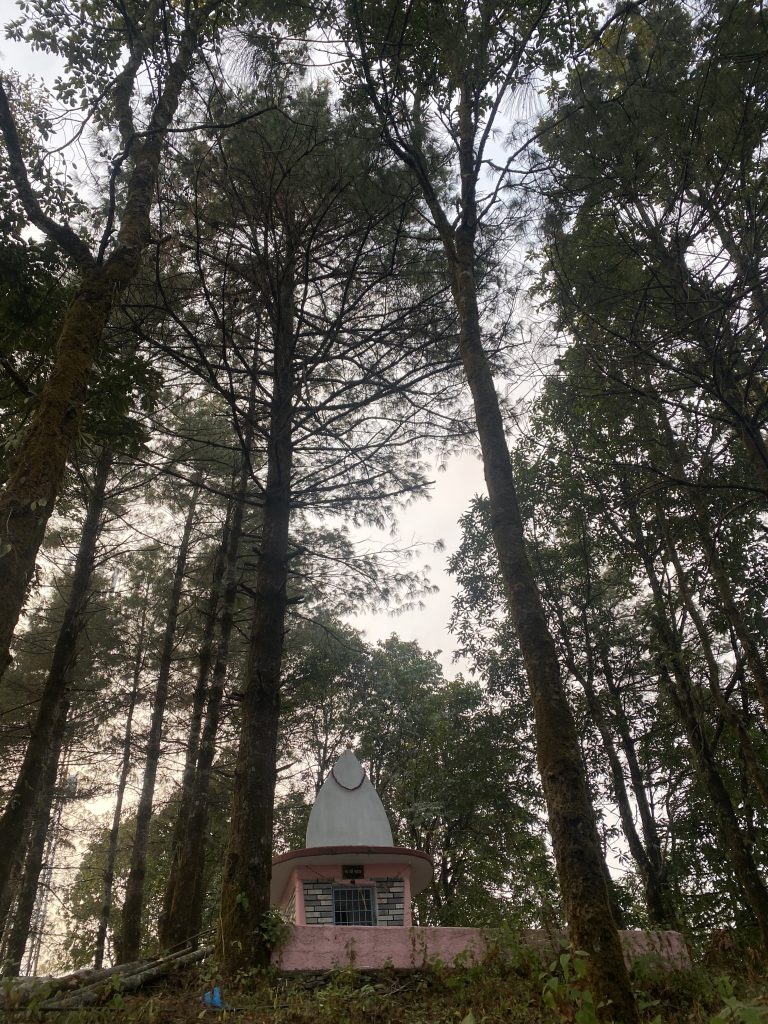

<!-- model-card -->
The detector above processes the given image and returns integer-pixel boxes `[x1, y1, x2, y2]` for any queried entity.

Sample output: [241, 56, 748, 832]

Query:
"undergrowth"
[6, 936, 768, 1024]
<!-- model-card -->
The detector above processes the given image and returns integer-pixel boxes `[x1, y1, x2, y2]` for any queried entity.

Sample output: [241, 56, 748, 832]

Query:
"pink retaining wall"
[272, 926, 690, 972]
[273, 926, 485, 971]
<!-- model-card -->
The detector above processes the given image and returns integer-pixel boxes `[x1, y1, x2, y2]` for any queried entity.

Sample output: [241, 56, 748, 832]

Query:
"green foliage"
[0, 231, 72, 462]
[709, 975, 768, 1023]
[449, 325, 768, 932]
[255, 908, 292, 953]
[6, 0, 768, 989]
[279, 620, 559, 929]
[541, 949, 609, 1024]
[61, 782, 229, 967]
[23, 955, 766, 1024]
[536, 0, 768, 481]
[0, 73, 86, 236]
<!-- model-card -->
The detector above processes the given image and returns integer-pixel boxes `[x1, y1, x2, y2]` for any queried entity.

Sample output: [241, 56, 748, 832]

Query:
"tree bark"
[0, 698, 68, 976]
[424, 113, 636, 1013]
[366, 75, 638, 1018]
[0, 9, 206, 684]
[0, 446, 112, 919]
[157, 510, 229, 950]
[162, 484, 245, 951]
[94, 594, 148, 969]
[119, 480, 200, 963]
[218, 283, 295, 972]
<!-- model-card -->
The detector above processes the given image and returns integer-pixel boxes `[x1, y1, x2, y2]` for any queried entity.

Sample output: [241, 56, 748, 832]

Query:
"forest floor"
[5, 941, 768, 1023]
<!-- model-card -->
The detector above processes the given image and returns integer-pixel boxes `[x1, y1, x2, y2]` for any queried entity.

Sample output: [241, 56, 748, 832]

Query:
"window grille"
[333, 885, 376, 926]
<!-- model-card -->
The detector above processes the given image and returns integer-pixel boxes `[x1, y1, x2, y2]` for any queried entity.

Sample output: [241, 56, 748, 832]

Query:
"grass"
[6, 938, 768, 1024]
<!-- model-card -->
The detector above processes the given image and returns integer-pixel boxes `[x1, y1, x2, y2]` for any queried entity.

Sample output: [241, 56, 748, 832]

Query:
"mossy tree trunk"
[0, 9, 205, 684]
[119, 480, 200, 963]
[350, 16, 639, 1007]
[0, 446, 113, 920]
[450, 243, 636, 1022]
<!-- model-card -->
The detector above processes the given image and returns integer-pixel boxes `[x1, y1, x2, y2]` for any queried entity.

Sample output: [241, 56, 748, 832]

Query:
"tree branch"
[0, 79, 94, 270]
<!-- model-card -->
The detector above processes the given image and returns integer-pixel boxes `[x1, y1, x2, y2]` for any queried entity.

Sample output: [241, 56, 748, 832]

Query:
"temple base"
[271, 926, 691, 972]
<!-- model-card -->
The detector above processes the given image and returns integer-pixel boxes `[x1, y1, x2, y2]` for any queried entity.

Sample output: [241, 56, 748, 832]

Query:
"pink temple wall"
[273, 859, 689, 972]
[271, 926, 691, 972]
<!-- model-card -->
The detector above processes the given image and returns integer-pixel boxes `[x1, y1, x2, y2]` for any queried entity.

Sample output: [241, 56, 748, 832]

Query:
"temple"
[271, 747, 432, 930]
[270, 748, 689, 971]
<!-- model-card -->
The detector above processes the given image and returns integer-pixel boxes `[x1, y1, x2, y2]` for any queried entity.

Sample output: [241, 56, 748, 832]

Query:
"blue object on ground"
[203, 985, 224, 1008]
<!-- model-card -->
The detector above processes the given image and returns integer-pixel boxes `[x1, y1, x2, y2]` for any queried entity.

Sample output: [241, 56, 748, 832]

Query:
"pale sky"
[348, 450, 488, 675]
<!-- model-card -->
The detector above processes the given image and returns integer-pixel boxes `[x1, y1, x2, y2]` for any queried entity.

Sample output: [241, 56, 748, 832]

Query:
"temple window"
[333, 885, 376, 926]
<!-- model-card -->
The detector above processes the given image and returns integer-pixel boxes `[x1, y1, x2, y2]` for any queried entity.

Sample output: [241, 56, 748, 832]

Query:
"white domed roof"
[305, 749, 393, 847]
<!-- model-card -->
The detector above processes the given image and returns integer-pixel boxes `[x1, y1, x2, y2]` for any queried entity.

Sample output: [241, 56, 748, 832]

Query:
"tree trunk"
[563, 621, 674, 929]
[655, 403, 768, 723]
[331, 47, 637, 1018]
[218, 284, 295, 972]
[162, 375, 257, 953]
[94, 594, 148, 969]
[441, 212, 637, 1019]
[598, 646, 677, 929]
[157, 509, 230, 950]
[119, 480, 200, 963]
[658, 507, 768, 808]
[162, 483, 245, 951]
[0, 696, 69, 976]
[661, 659, 768, 946]
[629, 508, 768, 945]
[0, 446, 113, 919]
[0, 12, 204, 684]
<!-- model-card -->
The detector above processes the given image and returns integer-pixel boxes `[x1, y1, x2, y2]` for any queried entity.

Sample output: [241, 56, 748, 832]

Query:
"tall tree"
[0, 446, 113, 925]
[145, 79, 459, 968]
[516, 345, 768, 936]
[0, 0, 266, 681]
[119, 478, 201, 962]
[93, 597, 146, 970]
[160, 456, 250, 950]
[537, 0, 768, 497]
[332, 1, 639, 1015]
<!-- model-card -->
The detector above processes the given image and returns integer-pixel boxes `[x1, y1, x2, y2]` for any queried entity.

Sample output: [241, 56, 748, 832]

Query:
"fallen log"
[1, 945, 213, 1011]
[2, 956, 155, 1002]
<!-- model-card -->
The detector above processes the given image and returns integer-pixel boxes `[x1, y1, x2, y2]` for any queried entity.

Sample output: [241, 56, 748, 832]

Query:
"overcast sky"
[348, 451, 488, 675]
